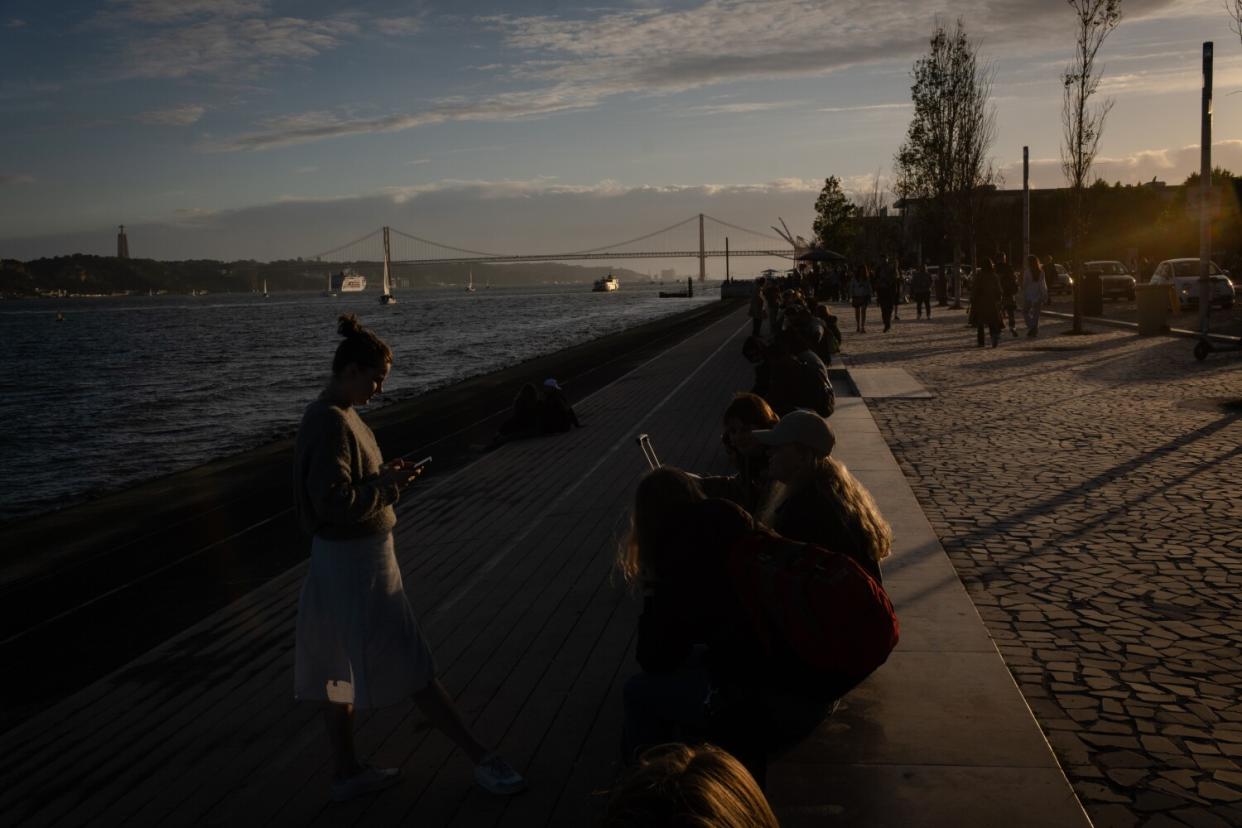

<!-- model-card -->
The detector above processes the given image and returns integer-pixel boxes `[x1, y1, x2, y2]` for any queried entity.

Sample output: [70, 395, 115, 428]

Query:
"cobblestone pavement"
[837, 303, 1242, 828]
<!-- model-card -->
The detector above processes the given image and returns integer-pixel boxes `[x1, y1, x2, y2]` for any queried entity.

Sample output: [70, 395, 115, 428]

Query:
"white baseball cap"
[751, 409, 835, 456]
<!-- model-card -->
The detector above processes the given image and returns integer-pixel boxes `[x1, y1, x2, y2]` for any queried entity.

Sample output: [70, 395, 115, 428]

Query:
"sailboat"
[322, 272, 336, 297]
[379, 227, 397, 305]
[466, 271, 476, 293]
[263, 279, 269, 298]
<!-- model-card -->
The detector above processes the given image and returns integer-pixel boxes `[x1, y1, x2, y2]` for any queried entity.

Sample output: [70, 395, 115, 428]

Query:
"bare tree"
[1229, 0, 1242, 43]
[895, 20, 998, 308]
[1062, 0, 1122, 332]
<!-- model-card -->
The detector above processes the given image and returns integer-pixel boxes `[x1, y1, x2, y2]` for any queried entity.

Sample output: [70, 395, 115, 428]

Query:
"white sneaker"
[474, 754, 526, 795]
[330, 765, 401, 802]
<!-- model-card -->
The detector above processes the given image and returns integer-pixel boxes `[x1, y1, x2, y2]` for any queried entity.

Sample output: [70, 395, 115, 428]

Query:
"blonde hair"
[603, 743, 779, 828]
[760, 456, 892, 564]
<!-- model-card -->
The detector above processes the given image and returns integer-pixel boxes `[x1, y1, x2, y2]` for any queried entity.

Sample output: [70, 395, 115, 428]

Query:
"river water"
[0, 282, 717, 523]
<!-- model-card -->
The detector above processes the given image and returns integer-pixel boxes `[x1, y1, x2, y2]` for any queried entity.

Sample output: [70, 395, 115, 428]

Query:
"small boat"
[55, 312, 65, 322]
[592, 273, 619, 292]
[466, 271, 476, 293]
[379, 255, 396, 305]
[322, 272, 336, 297]
[263, 279, 269, 299]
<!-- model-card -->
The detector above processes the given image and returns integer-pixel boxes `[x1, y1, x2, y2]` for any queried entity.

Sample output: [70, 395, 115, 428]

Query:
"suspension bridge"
[307, 213, 802, 285]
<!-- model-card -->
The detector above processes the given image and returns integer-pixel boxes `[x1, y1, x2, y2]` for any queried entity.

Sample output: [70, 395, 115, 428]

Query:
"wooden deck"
[0, 309, 754, 827]
[0, 305, 1090, 827]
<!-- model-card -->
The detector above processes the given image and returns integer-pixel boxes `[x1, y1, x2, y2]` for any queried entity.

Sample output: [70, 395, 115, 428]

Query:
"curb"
[1041, 310, 1241, 345]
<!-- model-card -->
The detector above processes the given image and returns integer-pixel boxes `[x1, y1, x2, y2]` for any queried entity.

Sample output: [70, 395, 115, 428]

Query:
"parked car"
[1042, 263, 1073, 295]
[1083, 260, 1137, 300]
[1148, 258, 1236, 310]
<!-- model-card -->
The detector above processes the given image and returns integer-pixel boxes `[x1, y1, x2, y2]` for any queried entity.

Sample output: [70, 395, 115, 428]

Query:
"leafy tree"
[812, 176, 856, 253]
[1062, 0, 1122, 332]
[894, 19, 997, 305]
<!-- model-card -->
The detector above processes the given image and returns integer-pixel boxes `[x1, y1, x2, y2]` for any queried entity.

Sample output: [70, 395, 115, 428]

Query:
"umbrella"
[796, 247, 846, 263]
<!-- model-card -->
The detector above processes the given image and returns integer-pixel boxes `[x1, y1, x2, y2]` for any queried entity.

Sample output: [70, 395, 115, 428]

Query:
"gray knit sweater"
[294, 394, 399, 539]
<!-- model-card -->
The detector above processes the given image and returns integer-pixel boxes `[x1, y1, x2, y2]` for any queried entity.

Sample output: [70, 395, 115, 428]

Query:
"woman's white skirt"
[294, 532, 436, 708]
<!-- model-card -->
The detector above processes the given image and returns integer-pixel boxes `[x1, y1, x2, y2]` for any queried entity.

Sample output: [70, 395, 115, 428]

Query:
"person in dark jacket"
[754, 410, 891, 584]
[537, 378, 581, 432]
[969, 259, 1004, 348]
[909, 264, 932, 319]
[696, 393, 779, 514]
[996, 254, 1019, 337]
[618, 469, 851, 787]
[874, 255, 899, 332]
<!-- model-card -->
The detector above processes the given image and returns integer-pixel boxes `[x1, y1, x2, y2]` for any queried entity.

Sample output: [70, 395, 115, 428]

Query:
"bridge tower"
[117, 225, 129, 259]
[698, 213, 705, 282]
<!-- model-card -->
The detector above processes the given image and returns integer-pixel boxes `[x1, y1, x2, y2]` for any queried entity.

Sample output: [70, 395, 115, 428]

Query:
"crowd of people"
[616, 271, 902, 820]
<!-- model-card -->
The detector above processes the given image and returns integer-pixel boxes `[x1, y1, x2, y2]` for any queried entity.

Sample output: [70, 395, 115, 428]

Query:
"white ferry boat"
[330, 269, 367, 293]
[592, 273, 619, 292]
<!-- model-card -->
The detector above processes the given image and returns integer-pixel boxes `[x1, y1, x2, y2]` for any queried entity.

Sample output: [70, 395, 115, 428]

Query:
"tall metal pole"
[698, 213, 706, 283]
[1022, 147, 1030, 270]
[1199, 42, 1213, 336]
[725, 236, 730, 283]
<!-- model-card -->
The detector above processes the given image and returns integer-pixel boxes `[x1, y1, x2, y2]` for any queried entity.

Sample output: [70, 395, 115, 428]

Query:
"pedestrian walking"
[969, 259, 1003, 348]
[293, 314, 525, 803]
[909, 264, 932, 319]
[762, 278, 781, 337]
[996, 254, 1019, 337]
[1023, 254, 1049, 337]
[849, 264, 872, 334]
[875, 255, 898, 333]
[749, 279, 766, 338]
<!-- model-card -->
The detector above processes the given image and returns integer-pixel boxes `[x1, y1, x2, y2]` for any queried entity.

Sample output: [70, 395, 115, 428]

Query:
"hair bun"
[337, 313, 363, 338]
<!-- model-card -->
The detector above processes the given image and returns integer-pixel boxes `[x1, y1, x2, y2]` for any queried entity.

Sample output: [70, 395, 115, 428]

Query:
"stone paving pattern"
[835, 303, 1242, 828]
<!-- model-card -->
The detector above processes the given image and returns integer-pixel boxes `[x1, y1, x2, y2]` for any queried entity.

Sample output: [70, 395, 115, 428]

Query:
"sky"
[2, 0, 1242, 267]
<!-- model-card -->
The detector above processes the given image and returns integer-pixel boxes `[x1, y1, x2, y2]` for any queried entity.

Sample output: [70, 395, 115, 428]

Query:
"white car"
[1083, 260, 1137, 300]
[1149, 259, 1236, 310]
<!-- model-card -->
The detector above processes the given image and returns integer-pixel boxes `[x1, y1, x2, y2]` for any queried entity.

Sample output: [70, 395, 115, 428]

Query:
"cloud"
[92, 0, 359, 80]
[6, 18, 26, 28]
[104, 0, 270, 24]
[0, 177, 818, 261]
[685, 100, 804, 115]
[405, 158, 431, 166]
[136, 104, 206, 125]
[375, 16, 422, 36]
[999, 140, 1242, 188]
[818, 103, 911, 114]
[204, 0, 1188, 152]
[0, 174, 35, 185]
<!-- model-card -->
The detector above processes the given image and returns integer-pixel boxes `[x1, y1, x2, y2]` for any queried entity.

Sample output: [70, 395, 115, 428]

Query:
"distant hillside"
[0, 255, 663, 297]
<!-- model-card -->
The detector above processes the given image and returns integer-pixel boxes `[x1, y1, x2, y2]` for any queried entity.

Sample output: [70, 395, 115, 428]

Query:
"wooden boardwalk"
[0, 305, 1090, 827]
[0, 309, 755, 828]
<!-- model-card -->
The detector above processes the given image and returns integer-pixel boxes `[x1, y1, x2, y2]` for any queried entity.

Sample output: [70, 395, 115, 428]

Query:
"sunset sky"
[2, 0, 1241, 263]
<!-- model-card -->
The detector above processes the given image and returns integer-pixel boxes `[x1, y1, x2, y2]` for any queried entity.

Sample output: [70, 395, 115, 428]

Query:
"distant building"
[117, 225, 130, 259]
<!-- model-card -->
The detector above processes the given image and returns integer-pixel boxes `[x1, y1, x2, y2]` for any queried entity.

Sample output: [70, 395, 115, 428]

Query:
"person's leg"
[881, 301, 892, 331]
[323, 703, 359, 781]
[1031, 302, 1041, 336]
[990, 321, 1001, 347]
[853, 305, 862, 332]
[860, 305, 868, 332]
[413, 679, 489, 764]
[976, 324, 985, 346]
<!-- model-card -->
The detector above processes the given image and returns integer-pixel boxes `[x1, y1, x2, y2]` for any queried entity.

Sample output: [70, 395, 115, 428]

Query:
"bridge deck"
[0, 305, 1086, 827]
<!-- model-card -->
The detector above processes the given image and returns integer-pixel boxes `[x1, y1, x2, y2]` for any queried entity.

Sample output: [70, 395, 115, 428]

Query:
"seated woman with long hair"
[618, 468, 895, 787]
[755, 410, 891, 583]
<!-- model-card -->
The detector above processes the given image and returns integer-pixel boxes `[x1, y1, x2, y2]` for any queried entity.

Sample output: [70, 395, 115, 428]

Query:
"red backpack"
[725, 532, 899, 682]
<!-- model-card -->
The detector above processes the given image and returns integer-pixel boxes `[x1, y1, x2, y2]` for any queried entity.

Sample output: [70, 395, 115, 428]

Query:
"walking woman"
[1023, 254, 1049, 337]
[849, 264, 872, 333]
[969, 259, 1004, 348]
[294, 314, 525, 803]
